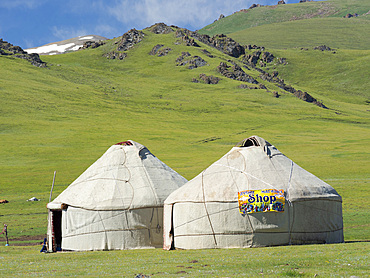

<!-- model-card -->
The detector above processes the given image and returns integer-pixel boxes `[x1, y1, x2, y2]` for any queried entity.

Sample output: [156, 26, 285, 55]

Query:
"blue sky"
[1, 0, 300, 49]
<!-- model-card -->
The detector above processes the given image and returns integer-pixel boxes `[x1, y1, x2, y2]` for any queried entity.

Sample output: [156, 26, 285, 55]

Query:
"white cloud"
[50, 24, 116, 42]
[93, 24, 118, 38]
[0, 0, 46, 9]
[23, 39, 37, 49]
[51, 26, 89, 41]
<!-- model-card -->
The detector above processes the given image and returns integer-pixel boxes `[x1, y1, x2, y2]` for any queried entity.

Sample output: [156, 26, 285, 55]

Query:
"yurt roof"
[165, 136, 341, 204]
[48, 140, 187, 210]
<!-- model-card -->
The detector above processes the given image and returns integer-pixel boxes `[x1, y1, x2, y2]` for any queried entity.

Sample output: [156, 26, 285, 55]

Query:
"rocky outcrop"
[175, 29, 188, 38]
[200, 49, 215, 58]
[176, 52, 207, 69]
[277, 57, 287, 65]
[182, 35, 200, 47]
[174, 28, 257, 60]
[241, 49, 274, 67]
[278, 0, 286, 4]
[259, 71, 281, 83]
[81, 40, 105, 50]
[150, 44, 172, 56]
[147, 23, 174, 34]
[242, 51, 261, 66]
[343, 13, 358, 18]
[276, 81, 327, 108]
[192, 74, 220, 84]
[313, 45, 334, 51]
[14, 53, 46, 67]
[175, 29, 200, 47]
[150, 44, 164, 55]
[217, 62, 258, 84]
[239, 84, 259, 89]
[272, 91, 280, 98]
[176, 51, 191, 61]
[245, 44, 264, 50]
[105, 29, 145, 60]
[191, 33, 245, 58]
[116, 29, 145, 51]
[249, 4, 264, 9]
[0, 39, 46, 67]
[173, 27, 326, 108]
[255, 65, 327, 108]
[260, 51, 274, 63]
[103, 51, 127, 60]
[215, 14, 225, 21]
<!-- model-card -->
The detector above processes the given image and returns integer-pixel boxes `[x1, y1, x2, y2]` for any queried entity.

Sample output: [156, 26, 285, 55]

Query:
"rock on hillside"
[116, 29, 145, 51]
[0, 38, 46, 67]
[25, 35, 108, 55]
[104, 29, 145, 60]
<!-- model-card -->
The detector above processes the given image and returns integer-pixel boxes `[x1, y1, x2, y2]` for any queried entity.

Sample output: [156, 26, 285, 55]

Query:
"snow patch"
[79, 36, 94, 40]
[71, 45, 82, 51]
[26, 43, 77, 54]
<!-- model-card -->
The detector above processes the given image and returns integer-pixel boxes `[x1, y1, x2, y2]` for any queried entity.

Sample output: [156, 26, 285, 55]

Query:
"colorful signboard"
[238, 189, 285, 215]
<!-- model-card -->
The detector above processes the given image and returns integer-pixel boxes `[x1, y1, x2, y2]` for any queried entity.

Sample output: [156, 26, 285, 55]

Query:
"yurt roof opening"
[47, 140, 187, 252]
[163, 136, 343, 250]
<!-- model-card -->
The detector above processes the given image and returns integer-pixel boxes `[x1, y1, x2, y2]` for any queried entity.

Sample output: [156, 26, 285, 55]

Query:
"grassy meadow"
[0, 0, 369, 276]
[0, 242, 368, 277]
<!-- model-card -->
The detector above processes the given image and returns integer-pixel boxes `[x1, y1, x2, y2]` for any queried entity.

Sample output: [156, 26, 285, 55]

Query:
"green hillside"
[0, 14, 369, 250]
[230, 17, 370, 50]
[199, 0, 370, 37]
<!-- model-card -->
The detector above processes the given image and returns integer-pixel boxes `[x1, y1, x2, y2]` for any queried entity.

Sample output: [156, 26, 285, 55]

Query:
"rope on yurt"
[120, 147, 134, 248]
[96, 210, 109, 250]
[121, 147, 134, 210]
[86, 148, 122, 250]
[148, 208, 154, 243]
[201, 170, 218, 247]
[156, 207, 161, 234]
[286, 160, 294, 245]
[140, 152, 160, 243]
[213, 164, 279, 189]
[93, 145, 132, 249]
[267, 153, 295, 245]
[226, 152, 255, 235]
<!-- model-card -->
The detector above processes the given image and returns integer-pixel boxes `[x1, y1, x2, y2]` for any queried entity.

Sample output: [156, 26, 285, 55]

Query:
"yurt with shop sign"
[163, 136, 343, 250]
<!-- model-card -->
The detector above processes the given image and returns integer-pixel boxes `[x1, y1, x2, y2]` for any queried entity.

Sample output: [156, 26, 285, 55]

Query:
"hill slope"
[199, 0, 370, 37]
[0, 22, 369, 242]
[229, 17, 370, 50]
[199, 0, 370, 109]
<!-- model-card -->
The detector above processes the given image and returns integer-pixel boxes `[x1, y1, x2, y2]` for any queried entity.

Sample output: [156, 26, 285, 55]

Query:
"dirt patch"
[0, 235, 45, 246]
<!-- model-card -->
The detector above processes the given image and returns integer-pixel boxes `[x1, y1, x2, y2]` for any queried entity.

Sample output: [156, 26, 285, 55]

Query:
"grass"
[199, 0, 370, 37]
[244, 48, 370, 105]
[0, 3, 369, 275]
[0, 242, 369, 277]
[230, 17, 370, 50]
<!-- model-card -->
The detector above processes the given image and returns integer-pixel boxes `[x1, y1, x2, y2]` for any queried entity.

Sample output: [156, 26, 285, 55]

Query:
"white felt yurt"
[163, 136, 343, 250]
[47, 140, 187, 251]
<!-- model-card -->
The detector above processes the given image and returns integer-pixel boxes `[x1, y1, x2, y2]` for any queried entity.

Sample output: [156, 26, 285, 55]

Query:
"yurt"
[163, 136, 343, 250]
[47, 140, 187, 251]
